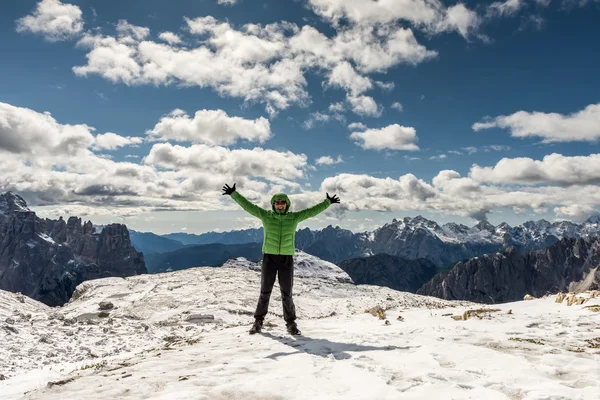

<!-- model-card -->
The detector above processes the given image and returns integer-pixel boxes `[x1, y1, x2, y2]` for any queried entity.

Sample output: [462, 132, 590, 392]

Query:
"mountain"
[2, 265, 598, 398]
[418, 236, 600, 304]
[144, 242, 264, 273]
[222, 249, 354, 283]
[295, 225, 369, 263]
[129, 230, 186, 254]
[163, 228, 264, 245]
[337, 254, 438, 293]
[0, 192, 146, 306]
[173, 215, 600, 268]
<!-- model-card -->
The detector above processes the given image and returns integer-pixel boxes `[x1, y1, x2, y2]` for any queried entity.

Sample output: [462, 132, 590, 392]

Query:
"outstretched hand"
[222, 183, 236, 196]
[326, 192, 340, 204]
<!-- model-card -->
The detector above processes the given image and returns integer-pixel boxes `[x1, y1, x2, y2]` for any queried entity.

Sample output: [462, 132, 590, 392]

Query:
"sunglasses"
[274, 200, 287, 204]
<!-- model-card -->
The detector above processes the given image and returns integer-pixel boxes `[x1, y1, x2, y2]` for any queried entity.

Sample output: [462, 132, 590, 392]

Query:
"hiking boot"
[249, 319, 263, 335]
[286, 322, 301, 335]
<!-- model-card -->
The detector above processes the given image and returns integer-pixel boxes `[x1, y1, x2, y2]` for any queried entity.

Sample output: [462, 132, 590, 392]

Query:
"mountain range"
[0, 192, 146, 306]
[133, 215, 600, 269]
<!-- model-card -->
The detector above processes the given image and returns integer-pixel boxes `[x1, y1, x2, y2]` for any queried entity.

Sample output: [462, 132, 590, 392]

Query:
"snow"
[37, 233, 56, 245]
[222, 250, 353, 283]
[1, 265, 599, 400]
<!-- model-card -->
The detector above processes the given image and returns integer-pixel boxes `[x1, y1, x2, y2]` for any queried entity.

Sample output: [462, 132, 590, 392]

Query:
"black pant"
[254, 253, 296, 324]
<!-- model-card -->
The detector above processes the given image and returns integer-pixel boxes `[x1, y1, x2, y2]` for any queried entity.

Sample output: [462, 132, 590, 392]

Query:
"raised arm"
[223, 183, 268, 220]
[293, 193, 340, 222]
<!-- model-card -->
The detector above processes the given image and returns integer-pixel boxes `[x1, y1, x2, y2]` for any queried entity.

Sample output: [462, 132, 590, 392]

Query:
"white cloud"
[347, 95, 381, 117]
[304, 112, 332, 129]
[306, 0, 482, 39]
[349, 124, 419, 151]
[315, 155, 344, 165]
[535, 0, 552, 5]
[146, 109, 271, 145]
[375, 81, 395, 91]
[429, 154, 447, 160]
[462, 146, 478, 154]
[71, 15, 437, 115]
[441, 4, 482, 39]
[144, 143, 308, 185]
[348, 122, 367, 131]
[158, 31, 181, 45]
[217, 0, 238, 4]
[326, 62, 372, 95]
[125, 154, 140, 159]
[329, 102, 345, 113]
[470, 153, 600, 186]
[553, 204, 598, 222]
[391, 102, 403, 111]
[0, 102, 94, 157]
[116, 20, 150, 41]
[93, 133, 144, 151]
[473, 103, 600, 143]
[16, 0, 84, 42]
[487, 0, 525, 18]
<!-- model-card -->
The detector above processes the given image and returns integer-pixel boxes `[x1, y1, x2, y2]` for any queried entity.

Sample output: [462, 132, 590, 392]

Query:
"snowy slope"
[222, 250, 354, 283]
[1, 265, 599, 400]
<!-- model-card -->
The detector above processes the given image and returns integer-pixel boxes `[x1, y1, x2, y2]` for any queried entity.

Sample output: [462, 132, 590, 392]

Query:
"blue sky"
[1, 0, 600, 234]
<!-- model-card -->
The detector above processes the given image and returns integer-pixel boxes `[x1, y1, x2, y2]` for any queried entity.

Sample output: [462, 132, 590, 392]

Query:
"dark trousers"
[254, 253, 296, 324]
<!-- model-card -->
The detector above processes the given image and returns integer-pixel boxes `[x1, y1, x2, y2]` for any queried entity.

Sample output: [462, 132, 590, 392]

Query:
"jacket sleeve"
[293, 198, 331, 223]
[230, 191, 269, 220]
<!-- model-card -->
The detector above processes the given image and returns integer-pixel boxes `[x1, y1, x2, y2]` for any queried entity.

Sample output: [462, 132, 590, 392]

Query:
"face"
[274, 199, 287, 210]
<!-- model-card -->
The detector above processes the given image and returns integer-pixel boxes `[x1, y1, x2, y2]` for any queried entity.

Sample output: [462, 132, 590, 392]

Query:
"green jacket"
[230, 191, 331, 255]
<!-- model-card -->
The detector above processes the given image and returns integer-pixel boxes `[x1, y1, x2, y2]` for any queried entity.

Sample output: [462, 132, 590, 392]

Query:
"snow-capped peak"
[0, 191, 30, 215]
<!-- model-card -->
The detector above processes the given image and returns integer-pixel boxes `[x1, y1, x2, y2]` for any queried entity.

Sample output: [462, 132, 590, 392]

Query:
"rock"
[5, 317, 15, 324]
[418, 237, 600, 304]
[555, 292, 565, 303]
[98, 301, 114, 310]
[524, 294, 535, 301]
[185, 314, 215, 323]
[0, 192, 147, 307]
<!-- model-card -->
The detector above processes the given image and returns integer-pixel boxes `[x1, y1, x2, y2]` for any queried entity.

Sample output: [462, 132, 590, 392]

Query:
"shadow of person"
[260, 331, 417, 361]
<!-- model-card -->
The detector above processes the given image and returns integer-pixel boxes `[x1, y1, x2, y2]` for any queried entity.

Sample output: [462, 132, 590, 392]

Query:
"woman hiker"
[222, 183, 340, 335]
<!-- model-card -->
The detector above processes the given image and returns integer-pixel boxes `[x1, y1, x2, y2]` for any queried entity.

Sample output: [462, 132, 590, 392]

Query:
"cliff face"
[417, 237, 600, 304]
[0, 192, 146, 306]
[337, 253, 438, 293]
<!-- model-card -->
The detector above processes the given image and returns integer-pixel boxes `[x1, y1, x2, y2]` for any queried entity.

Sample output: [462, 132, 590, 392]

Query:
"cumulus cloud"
[470, 153, 600, 186]
[391, 102, 403, 111]
[143, 143, 307, 183]
[349, 124, 419, 151]
[348, 122, 367, 131]
[347, 95, 381, 117]
[473, 103, 600, 143]
[217, 0, 238, 4]
[306, 0, 483, 40]
[116, 20, 150, 41]
[158, 31, 181, 45]
[0, 102, 94, 157]
[554, 204, 599, 222]
[0, 101, 308, 215]
[68, 14, 437, 115]
[16, 0, 84, 42]
[92, 133, 144, 151]
[315, 155, 344, 165]
[146, 109, 271, 145]
[303, 112, 332, 129]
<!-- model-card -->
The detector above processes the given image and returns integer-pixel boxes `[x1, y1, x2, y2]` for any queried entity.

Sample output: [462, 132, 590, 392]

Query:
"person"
[222, 183, 340, 335]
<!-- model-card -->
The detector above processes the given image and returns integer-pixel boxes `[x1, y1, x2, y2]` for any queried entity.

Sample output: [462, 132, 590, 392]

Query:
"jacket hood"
[270, 193, 290, 214]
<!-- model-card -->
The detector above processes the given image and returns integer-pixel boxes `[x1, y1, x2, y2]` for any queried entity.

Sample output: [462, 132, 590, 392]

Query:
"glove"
[222, 183, 236, 196]
[326, 193, 340, 204]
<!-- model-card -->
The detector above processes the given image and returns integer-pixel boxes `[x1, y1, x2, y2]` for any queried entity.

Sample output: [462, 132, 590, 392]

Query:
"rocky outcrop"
[417, 237, 600, 304]
[0, 192, 146, 306]
[338, 253, 438, 293]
